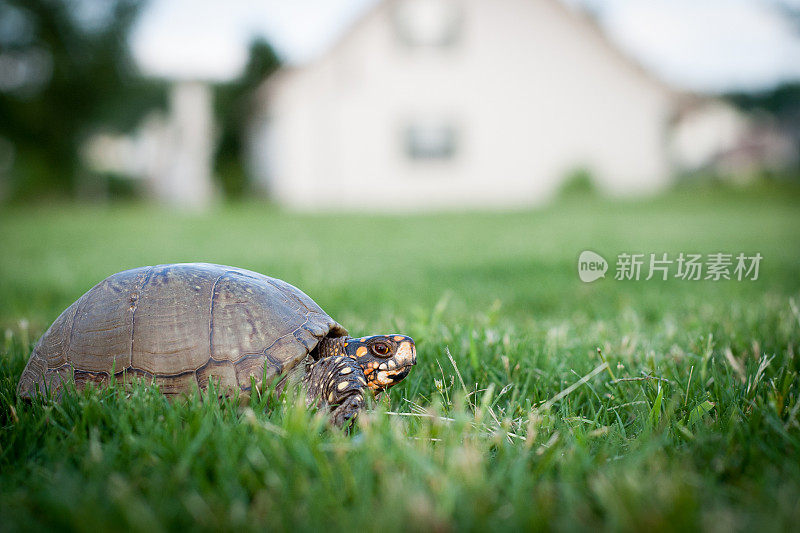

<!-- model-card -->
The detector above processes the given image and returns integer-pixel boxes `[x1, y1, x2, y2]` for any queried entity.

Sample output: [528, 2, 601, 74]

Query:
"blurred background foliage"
[213, 39, 279, 199]
[0, 0, 280, 202]
[727, 82, 800, 156]
[0, 0, 165, 200]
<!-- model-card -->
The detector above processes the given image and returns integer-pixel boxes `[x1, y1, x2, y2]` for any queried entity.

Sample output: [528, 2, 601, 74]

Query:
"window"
[404, 121, 458, 160]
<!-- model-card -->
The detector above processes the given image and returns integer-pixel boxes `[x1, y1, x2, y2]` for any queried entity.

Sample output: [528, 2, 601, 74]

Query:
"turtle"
[16, 263, 416, 426]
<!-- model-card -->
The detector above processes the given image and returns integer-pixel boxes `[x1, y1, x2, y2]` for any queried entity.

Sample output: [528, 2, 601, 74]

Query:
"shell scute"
[131, 264, 217, 375]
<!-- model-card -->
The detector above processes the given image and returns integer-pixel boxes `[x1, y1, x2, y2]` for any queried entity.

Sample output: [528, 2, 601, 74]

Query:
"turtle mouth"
[391, 366, 411, 382]
[371, 365, 413, 391]
[383, 366, 412, 387]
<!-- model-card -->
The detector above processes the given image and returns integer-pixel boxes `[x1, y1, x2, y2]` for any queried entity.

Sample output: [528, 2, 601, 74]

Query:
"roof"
[255, 0, 689, 106]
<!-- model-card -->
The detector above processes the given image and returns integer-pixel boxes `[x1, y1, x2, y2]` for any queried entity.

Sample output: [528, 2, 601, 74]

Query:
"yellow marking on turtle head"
[394, 335, 404, 342]
[356, 346, 367, 357]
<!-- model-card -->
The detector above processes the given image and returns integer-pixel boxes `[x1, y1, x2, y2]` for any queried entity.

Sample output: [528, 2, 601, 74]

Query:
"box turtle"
[17, 263, 416, 426]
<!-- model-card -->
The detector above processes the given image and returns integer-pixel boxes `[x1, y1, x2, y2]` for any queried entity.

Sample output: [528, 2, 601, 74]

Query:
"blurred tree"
[727, 83, 800, 118]
[726, 82, 800, 160]
[0, 0, 165, 201]
[213, 39, 280, 199]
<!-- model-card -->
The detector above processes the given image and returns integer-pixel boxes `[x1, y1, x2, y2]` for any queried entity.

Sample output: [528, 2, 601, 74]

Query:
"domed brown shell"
[17, 263, 347, 398]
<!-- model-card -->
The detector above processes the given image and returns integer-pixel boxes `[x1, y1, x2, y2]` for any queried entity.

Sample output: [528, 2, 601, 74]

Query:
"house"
[247, 0, 752, 211]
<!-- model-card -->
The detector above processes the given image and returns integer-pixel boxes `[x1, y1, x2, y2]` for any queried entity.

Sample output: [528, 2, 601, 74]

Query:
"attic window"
[392, 0, 463, 48]
[404, 121, 458, 160]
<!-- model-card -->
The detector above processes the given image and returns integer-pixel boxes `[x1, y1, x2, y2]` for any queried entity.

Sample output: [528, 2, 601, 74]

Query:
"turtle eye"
[371, 342, 391, 357]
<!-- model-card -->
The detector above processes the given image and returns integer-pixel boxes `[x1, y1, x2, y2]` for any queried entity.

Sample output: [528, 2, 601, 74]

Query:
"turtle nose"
[396, 341, 416, 367]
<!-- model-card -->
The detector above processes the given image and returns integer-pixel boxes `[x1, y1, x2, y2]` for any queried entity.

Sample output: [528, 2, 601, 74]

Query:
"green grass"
[1, 182, 800, 531]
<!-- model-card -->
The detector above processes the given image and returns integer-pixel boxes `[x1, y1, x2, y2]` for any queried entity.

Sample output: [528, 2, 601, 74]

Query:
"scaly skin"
[302, 356, 367, 427]
[307, 335, 416, 426]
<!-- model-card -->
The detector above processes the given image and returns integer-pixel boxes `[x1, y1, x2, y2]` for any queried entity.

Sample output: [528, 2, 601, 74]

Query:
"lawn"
[1, 182, 799, 531]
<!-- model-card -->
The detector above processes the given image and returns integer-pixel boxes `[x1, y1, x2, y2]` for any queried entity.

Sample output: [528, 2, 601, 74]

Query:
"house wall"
[253, 0, 677, 210]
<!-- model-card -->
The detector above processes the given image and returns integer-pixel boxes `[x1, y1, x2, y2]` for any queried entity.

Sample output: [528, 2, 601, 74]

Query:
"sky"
[129, 0, 800, 94]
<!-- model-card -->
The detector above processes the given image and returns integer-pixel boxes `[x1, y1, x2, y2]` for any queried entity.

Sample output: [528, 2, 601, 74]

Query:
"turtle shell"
[16, 263, 347, 398]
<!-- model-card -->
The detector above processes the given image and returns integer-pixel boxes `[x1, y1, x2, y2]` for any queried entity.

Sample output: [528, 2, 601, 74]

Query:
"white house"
[247, 0, 749, 211]
[250, 0, 679, 211]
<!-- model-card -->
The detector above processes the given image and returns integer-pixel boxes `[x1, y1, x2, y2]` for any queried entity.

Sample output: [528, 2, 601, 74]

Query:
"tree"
[213, 39, 280, 199]
[0, 0, 165, 200]
[726, 82, 800, 164]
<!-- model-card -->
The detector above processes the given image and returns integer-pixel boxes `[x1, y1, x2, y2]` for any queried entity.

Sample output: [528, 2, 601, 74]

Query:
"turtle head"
[344, 334, 416, 391]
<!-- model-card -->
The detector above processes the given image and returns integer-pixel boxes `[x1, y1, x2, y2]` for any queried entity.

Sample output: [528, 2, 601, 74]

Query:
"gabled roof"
[257, 0, 692, 105]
